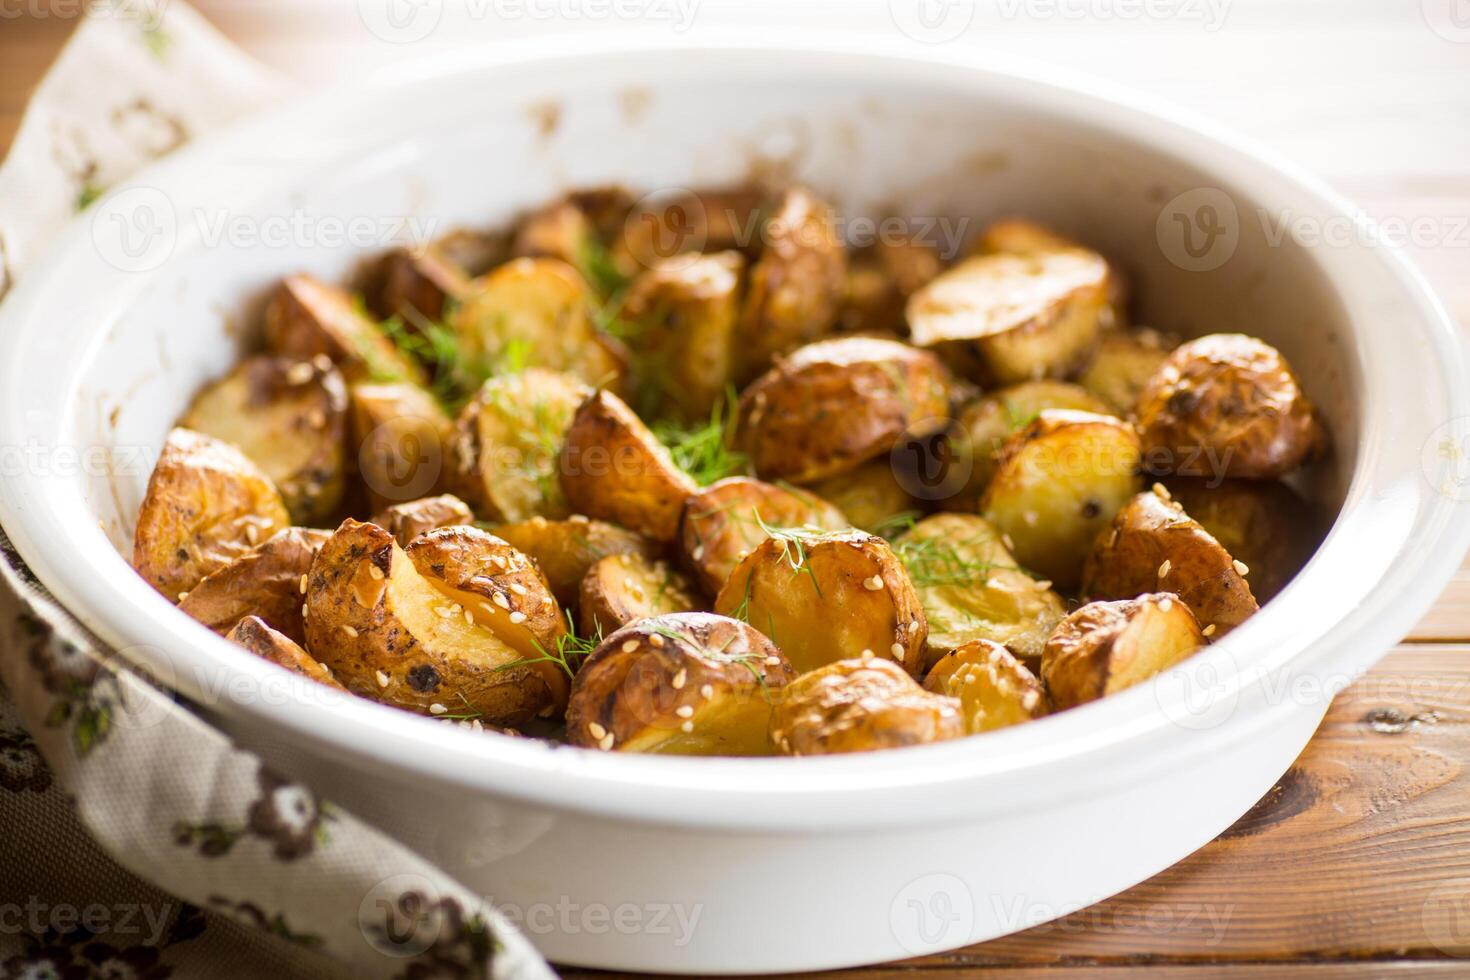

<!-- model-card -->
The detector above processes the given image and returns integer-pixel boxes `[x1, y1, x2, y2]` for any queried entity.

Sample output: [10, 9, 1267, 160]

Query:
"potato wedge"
[578, 553, 703, 637]
[372, 245, 472, 325]
[981, 409, 1143, 590]
[803, 460, 917, 534]
[1082, 486, 1258, 636]
[369, 494, 475, 548]
[566, 612, 794, 755]
[972, 217, 1128, 316]
[349, 382, 454, 513]
[305, 519, 565, 724]
[679, 477, 849, 596]
[1135, 334, 1326, 479]
[620, 251, 744, 421]
[180, 355, 349, 524]
[227, 615, 344, 691]
[559, 389, 699, 541]
[734, 336, 954, 484]
[263, 274, 425, 386]
[713, 528, 927, 676]
[893, 514, 1065, 673]
[133, 428, 291, 600]
[1041, 593, 1205, 710]
[955, 380, 1114, 504]
[737, 187, 848, 380]
[452, 257, 626, 389]
[1078, 328, 1174, 417]
[446, 369, 590, 522]
[178, 527, 328, 643]
[907, 248, 1111, 384]
[494, 515, 659, 608]
[1165, 477, 1317, 603]
[771, 656, 962, 756]
[923, 639, 1047, 734]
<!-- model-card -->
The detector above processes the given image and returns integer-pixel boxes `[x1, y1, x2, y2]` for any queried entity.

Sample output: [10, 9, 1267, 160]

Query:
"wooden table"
[5, 3, 1470, 975]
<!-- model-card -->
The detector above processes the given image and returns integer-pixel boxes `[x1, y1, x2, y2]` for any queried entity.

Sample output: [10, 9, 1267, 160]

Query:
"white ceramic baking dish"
[1, 33, 1467, 974]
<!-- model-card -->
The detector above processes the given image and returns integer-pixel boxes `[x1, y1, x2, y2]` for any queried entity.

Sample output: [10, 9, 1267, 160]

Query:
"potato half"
[679, 477, 849, 596]
[981, 409, 1143, 590]
[579, 553, 703, 636]
[227, 615, 344, 691]
[1135, 333, 1326, 479]
[713, 528, 927, 676]
[1041, 593, 1205, 710]
[559, 389, 699, 541]
[1078, 328, 1174, 417]
[349, 382, 453, 513]
[178, 527, 329, 643]
[494, 515, 659, 607]
[446, 369, 590, 522]
[893, 514, 1065, 673]
[263, 274, 425, 386]
[734, 336, 954, 484]
[566, 613, 795, 755]
[839, 236, 945, 335]
[180, 354, 349, 524]
[971, 217, 1128, 315]
[1081, 486, 1258, 636]
[955, 380, 1114, 504]
[1165, 477, 1317, 603]
[133, 428, 292, 600]
[772, 656, 963, 756]
[907, 248, 1111, 384]
[370, 494, 475, 548]
[305, 519, 566, 724]
[803, 460, 917, 534]
[923, 639, 1047, 734]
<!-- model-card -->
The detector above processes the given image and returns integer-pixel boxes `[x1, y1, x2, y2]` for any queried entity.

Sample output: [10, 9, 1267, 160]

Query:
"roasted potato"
[923, 639, 1047, 734]
[452, 258, 626, 389]
[1078, 328, 1174, 417]
[1041, 593, 1205, 710]
[1165, 477, 1317, 603]
[178, 527, 328, 643]
[713, 528, 927, 676]
[893, 514, 1065, 673]
[349, 382, 453, 513]
[180, 355, 349, 524]
[839, 236, 945, 335]
[227, 615, 344, 691]
[955, 380, 1114, 503]
[1082, 486, 1258, 636]
[1135, 334, 1326, 479]
[133, 428, 292, 600]
[263, 274, 425, 386]
[737, 187, 848, 380]
[371, 245, 472, 325]
[981, 409, 1143, 590]
[907, 248, 1111, 384]
[305, 519, 567, 724]
[566, 613, 794, 755]
[803, 460, 916, 534]
[613, 187, 764, 275]
[578, 553, 703, 637]
[620, 251, 744, 421]
[432, 227, 510, 278]
[734, 336, 954, 484]
[678, 477, 849, 596]
[446, 369, 590, 522]
[512, 199, 599, 271]
[559, 389, 699, 541]
[971, 217, 1128, 315]
[771, 656, 962, 756]
[494, 515, 659, 607]
[369, 494, 475, 547]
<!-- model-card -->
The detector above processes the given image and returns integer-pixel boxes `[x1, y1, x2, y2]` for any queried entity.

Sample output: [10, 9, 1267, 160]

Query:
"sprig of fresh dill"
[890, 530, 1022, 589]
[576, 235, 632, 300]
[653, 387, 748, 486]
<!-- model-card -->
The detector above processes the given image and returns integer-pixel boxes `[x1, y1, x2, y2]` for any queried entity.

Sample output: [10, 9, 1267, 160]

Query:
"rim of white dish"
[1, 33, 1467, 832]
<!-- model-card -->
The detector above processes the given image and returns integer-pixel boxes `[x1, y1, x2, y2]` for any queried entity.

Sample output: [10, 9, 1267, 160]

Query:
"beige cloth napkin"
[0, 6, 556, 979]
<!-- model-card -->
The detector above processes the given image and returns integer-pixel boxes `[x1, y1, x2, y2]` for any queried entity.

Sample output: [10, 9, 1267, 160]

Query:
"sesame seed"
[964, 672, 977, 684]
[700, 684, 714, 699]
[1034, 580, 1053, 591]
[541, 596, 552, 608]
[299, 574, 308, 594]
[569, 514, 589, 524]
[764, 655, 780, 666]
[1022, 690, 1040, 710]
[691, 545, 705, 561]
[435, 605, 453, 619]
[1158, 560, 1171, 578]
[471, 719, 484, 732]
[598, 732, 615, 751]
[463, 608, 474, 626]
[863, 575, 883, 591]
[890, 643, 904, 658]
[369, 565, 384, 580]
[588, 722, 607, 740]
[622, 639, 639, 653]
[1152, 482, 1171, 500]
[490, 555, 508, 569]
[375, 670, 390, 688]
[492, 593, 511, 610]
[671, 669, 687, 689]
[311, 354, 333, 372]
[623, 577, 636, 590]
[285, 362, 315, 385]
[509, 583, 528, 596]
[301, 602, 309, 619]
[244, 524, 259, 545]
[1233, 559, 1250, 576]
[509, 611, 527, 624]
[675, 705, 694, 718]
[1159, 597, 1174, 612]
[650, 634, 665, 648]
[681, 721, 694, 733]
[1203, 623, 1218, 637]
[860, 649, 874, 659]
[177, 591, 189, 602]
[429, 703, 447, 715]
[341, 625, 358, 638]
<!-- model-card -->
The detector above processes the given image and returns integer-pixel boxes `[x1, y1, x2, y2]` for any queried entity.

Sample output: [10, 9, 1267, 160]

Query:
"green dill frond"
[576, 235, 632, 299]
[891, 531, 1021, 589]
[653, 387, 748, 485]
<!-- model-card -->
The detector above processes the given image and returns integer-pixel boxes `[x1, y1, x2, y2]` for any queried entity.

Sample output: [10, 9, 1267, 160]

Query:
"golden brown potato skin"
[734, 336, 954, 484]
[924, 639, 1047, 734]
[1082, 487, 1258, 636]
[955, 380, 1114, 504]
[1078, 328, 1173, 417]
[678, 477, 849, 596]
[838, 237, 945, 335]
[227, 615, 345, 691]
[1165, 477, 1317, 603]
[494, 515, 659, 607]
[180, 354, 349, 524]
[772, 657, 962, 756]
[369, 494, 475, 548]
[349, 382, 453, 513]
[566, 613, 794, 755]
[559, 389, 699, 542]
[1041, 593, 1205, 710]
[613, 187, 764, 276]
[264, 274, 425, 386]
[133, 428, 292, 601]
[372, 245, 472, 325]
[178, 527, 329, 643]
[713, 529, 927, 677]
[1135, 334, 1326, 479]
[578, 553, 702, 637]
[803, 461, 916, 534]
